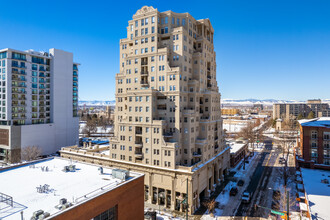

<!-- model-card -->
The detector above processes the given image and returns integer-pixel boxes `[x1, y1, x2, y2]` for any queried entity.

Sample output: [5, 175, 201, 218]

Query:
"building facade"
[273, 100, 330, 120]
[0, 48, 79, 162]
[297, 118, 330, 169]
[221, 108, 240, 116]
[62, 6, 230, 214]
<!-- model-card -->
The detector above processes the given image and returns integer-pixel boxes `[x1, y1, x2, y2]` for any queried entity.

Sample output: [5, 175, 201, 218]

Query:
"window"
[152, 16, 155, 23]
[311, 131, 318, 139]
[93, 205, 117, 220]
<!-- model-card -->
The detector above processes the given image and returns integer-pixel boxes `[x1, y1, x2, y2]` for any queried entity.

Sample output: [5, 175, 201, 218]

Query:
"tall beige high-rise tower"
[113, 6, 226, 166]
[111, 5, 230, 212]
[61, 6, 230, 214]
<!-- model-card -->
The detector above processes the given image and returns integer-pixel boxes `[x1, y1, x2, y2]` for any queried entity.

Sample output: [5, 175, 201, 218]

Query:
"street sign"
[271, 210, 285, 216]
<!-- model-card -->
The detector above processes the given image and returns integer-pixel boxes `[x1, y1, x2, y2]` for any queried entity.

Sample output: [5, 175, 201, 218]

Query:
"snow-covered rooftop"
[229, 143, 247, 154]
[298, 117, 330, 128]
[301, 168, 330, 220]
[0, 157, 142, 220]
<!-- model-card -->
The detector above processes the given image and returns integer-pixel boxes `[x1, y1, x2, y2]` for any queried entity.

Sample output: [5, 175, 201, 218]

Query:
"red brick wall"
[52, 175, 144, 220]
[300, 126, 330, 164]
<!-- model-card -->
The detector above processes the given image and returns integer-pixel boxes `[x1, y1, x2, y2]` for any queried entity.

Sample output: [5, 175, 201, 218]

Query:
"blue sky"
[1, 0, 329, 101]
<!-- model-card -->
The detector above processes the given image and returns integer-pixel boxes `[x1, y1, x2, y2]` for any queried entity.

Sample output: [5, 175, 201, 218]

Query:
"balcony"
[192, 152, 202, 157]
[140, 80, 148, 86]
[163, 132, 174, 137]
[207, 83, 212, 87]
[207, 75, 211, 80]
[141, 71, 148, 76]
[135, 141, 143, 147]
[135, 151, 143, 158]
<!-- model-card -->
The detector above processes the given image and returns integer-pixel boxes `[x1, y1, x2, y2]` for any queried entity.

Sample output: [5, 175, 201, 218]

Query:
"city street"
[235, 139, 278, 217]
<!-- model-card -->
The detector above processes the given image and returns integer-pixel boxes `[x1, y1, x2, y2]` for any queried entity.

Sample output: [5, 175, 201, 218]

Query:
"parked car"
[237, 180, 245, 186]
[229, 187, 238, 196]
[241, 191, 251, 203]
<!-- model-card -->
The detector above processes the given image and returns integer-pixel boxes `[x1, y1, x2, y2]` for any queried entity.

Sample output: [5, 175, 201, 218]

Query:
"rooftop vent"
[112, 169, 129, 181]
[63, 164, 76, 172]
[31, 210, 50, 220]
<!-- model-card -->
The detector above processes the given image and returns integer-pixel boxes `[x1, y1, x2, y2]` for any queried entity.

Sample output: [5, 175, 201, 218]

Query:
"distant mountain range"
[79, 100, 116, 106]
[79, 99, 330, 106]
[222, 99, 330, 106]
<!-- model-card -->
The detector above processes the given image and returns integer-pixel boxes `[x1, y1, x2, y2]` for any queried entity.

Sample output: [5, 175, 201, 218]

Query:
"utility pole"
[286, 191, 290, 220]
[186, 178, 188, 220]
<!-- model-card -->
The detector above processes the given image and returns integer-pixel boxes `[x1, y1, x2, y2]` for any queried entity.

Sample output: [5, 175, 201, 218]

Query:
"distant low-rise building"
[273, 99, 329, 120]
[297, 117, 330, 169]
[221, 108, 240, 116]
[228, 140, 248, 167]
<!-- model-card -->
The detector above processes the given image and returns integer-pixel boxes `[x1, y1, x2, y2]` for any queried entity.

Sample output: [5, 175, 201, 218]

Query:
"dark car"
[230, 187, 238, 196]
[237, 180, 245, 186]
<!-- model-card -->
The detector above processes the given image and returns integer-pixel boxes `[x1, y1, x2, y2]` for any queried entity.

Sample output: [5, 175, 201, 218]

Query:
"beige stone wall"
[60, 146, 230, 214]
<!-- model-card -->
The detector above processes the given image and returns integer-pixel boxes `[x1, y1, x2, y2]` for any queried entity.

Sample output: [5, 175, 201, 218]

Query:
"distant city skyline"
[1, 0, 329, 100]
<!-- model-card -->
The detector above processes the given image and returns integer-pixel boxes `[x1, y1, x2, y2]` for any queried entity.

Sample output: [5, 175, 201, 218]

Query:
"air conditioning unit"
[112, 169, 129, 180]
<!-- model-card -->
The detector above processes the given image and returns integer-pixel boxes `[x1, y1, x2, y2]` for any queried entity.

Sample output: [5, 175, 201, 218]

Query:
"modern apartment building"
[297, 117, 330, 169]
[0, 48, 79, 163]
[273, 99, 330, 120]
[61, 6, 230, 214]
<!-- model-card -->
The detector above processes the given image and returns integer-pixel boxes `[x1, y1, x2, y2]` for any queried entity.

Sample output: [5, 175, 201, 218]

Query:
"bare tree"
[237, 122, 257, 155]
[83, 118, 98, 137]
[203, 199, 217, 217]
[22, 146, 42, 161]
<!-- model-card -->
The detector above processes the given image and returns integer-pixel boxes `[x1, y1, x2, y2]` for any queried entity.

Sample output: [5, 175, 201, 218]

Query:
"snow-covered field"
[79, 123, 113, 134]
[301, 168, 330, 220]
[223, 123, 247, 133]
[0, 158, 124, 220]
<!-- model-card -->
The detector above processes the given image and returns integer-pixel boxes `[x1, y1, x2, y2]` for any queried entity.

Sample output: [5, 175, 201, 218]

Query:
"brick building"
[0, 157, 144, 220]
[297, 117, 330, 169]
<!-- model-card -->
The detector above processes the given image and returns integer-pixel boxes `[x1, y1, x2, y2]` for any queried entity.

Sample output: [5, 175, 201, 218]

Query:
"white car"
[242, 191, 251, 203]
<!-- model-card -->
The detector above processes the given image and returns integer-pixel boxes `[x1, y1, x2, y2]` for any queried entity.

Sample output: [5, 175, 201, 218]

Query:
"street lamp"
[180, 178, 189, 220]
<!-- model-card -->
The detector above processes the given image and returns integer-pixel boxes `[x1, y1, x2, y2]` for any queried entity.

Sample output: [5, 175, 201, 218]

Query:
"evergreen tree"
[297, 113, 304, 120]
[307, 111, 315, 119]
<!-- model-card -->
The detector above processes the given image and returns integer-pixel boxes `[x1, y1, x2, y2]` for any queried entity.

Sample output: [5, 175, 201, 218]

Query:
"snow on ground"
[223, 123, 247, 133]
[201, 152, 260, 219]
[144, 209, 183, 220]
[79, 123, 113, 134]
[0, 158, 125, 220]
[301, 168, 330, 220]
